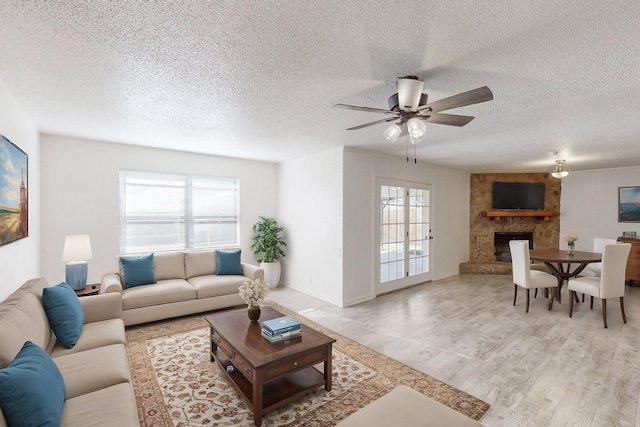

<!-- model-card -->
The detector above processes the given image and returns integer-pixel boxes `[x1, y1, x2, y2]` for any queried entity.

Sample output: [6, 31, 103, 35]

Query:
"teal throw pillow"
[0, 341, 66, 427]
[42, 282, 85, 349]
[120, 253, 157, 289]
[216, 250, 243, 275]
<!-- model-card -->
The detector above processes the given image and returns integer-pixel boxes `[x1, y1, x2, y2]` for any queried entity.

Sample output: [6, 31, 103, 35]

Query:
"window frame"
[119, 169, 240, 254]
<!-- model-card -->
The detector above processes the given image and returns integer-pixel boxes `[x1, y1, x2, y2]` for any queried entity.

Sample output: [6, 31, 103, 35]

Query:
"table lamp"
[62, 235, 93, 291]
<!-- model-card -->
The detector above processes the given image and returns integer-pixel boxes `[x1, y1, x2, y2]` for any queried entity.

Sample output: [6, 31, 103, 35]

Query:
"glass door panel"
[408, 188, 430, 277]
[380, 185, 405, 283]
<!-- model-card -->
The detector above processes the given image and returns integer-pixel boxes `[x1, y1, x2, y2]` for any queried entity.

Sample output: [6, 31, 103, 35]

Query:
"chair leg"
[620, 297, 627, 324]
[602, 299, 608, 328]
[534, 288, 538, 299]
[582, 293, 585, 303]
[526, 289, 530, 313]
[569, 290, 574, 318]
[590, 296, 594, 310]
[513, 284, 518, 306]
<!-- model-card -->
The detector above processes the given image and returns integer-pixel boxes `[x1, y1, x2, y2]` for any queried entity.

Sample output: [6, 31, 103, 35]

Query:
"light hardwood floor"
[268, 274, 640, 427]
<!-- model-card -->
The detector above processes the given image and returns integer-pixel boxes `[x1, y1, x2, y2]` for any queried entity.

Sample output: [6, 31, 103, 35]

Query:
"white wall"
[560, 166, 640, 250]
[279, 146, 470, 307]
[342, 148, 470, 305]
[0, 77, 40, 301]
[278, 147, 344, 305]
[40, 134, 278, 285]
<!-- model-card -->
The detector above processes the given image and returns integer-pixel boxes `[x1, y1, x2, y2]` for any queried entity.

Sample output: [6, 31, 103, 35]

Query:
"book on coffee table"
[262, 316, 301, 335]
[261, 329, 302, 344]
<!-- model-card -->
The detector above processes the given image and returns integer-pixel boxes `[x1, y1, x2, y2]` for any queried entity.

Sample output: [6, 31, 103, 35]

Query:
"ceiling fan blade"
[346, 117, 399, 131]
[421, 112, 475, 127]
[397, 77, 424, 112]
[418, 86, 493, 113]
[333, 104, 397, 116]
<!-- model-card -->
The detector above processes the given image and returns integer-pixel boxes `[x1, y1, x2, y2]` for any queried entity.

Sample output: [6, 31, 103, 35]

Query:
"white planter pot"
[260, 261, 281, 288]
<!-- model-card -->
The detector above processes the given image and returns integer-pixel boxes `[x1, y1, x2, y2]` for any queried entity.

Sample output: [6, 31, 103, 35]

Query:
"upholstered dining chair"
[569, 243, 631, 328]
[581, 237, 618, 277]
[509, 240, 559, 312]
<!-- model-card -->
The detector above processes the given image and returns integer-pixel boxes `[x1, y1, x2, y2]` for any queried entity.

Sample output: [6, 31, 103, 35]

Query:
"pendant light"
[551, 159, 570, 179]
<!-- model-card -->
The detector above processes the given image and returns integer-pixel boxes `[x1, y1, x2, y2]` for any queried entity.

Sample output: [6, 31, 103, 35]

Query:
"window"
[119, 170, 239, 254]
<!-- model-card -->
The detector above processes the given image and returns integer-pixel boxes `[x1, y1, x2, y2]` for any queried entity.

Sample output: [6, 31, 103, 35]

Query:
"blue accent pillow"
[0, 341, 66, 427]
[42, 282, 84, 349]
[120, 253, 157, 289]
[216, 250, 243, 275]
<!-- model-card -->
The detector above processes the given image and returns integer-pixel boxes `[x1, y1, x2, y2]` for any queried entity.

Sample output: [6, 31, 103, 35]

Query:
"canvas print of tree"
[0, 135, 28, 245]
[619, 186, 640, 223]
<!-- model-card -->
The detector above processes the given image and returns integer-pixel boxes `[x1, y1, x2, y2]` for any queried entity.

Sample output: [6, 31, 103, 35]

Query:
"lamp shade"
[62, 235, 93, 262]
[383, 123, 402, 143]
[407, 118, 426, 139]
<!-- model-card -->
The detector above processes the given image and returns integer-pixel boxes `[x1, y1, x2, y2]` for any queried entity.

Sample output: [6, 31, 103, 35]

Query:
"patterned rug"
[126, 303, 490, 426]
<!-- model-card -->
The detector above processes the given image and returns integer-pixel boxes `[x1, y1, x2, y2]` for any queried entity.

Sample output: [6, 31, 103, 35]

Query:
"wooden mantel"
[481, 210, 560, 221]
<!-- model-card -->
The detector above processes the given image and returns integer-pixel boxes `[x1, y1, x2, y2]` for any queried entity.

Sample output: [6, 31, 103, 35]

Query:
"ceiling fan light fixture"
[383, 123, 402, 143]
[551, 159, 570, 179]
[407, 118, 426, 139]
[409, 133, 422, 145]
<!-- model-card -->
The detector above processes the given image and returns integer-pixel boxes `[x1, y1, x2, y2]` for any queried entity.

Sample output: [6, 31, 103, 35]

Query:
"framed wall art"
[619, 186, 640, 223]
[0, 134, 28, 246]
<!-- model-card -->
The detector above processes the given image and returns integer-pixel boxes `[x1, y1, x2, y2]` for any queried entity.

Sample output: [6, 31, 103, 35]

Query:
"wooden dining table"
[529, 249, 602, 308]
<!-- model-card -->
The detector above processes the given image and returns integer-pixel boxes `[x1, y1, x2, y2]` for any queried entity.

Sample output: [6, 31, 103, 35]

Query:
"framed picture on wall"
[0, 134, 28, 246]
[619, 186, 640, 223]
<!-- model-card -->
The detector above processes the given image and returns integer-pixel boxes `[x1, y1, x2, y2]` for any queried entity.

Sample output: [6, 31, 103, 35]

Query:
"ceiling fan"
[334, 76, 493, 144]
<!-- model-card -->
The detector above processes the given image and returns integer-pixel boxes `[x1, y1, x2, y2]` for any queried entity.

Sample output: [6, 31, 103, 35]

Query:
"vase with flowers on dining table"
[238, 277, 270, 322]
[565, 232, 579, 255]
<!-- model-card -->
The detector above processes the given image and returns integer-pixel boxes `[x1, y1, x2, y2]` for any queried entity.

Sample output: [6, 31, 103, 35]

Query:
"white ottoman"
[335, 385, 485, 427]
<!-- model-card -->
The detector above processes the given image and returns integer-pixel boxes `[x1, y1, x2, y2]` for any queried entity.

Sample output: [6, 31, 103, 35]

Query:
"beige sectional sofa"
[0, 278, 138, 427]
[102, 250, 264, 326]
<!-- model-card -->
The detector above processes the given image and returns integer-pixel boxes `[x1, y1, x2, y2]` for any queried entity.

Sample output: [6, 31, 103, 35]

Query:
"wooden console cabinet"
[619, 239, 640, 285]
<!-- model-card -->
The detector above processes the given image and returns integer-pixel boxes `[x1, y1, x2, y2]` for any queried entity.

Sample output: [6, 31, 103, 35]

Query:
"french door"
[377, 180, 432, 295]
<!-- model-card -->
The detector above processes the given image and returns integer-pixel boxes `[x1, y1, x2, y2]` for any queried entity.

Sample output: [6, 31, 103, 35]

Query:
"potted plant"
[250, 216, 287, 287]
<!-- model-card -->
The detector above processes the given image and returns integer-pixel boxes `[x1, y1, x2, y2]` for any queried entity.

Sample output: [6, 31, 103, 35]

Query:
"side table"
[74, 283, 101, 297]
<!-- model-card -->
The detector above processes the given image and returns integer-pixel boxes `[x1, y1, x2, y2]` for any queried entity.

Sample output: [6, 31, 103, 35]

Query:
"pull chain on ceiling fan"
[334, 76, 494, 144]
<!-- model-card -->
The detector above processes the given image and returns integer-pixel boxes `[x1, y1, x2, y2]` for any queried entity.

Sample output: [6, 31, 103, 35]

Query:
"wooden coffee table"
[204, 306, 336, 426]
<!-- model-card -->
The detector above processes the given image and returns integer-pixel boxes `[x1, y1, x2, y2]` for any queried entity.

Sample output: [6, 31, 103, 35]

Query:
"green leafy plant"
[250, 216, 287, 263]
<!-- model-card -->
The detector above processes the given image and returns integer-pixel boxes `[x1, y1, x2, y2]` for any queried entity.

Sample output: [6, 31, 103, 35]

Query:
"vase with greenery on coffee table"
[204, 306, 336, 427]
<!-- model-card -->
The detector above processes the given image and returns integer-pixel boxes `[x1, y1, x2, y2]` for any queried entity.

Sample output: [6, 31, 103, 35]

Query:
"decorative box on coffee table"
[204, 306, 336, 427]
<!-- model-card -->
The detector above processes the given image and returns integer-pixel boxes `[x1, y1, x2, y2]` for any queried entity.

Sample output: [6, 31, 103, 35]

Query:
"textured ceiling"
[0, 1, 639, 173]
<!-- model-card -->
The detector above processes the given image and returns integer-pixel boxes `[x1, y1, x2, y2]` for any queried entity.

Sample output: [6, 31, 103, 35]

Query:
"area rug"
[126, 303, 490, 426]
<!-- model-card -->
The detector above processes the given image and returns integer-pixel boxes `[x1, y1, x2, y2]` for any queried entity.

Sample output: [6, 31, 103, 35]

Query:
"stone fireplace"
[459, 173, 561, 275]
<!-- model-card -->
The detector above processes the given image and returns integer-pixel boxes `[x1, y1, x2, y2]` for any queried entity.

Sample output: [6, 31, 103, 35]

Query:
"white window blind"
[119, 170, 239, 254]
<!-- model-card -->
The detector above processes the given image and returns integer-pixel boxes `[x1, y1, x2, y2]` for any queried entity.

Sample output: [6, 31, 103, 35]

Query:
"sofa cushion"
[216, 250, 243, 275]
[122, 279, 196, 310]
[0, 341, 66, 427]
[188, 275, 244, 299]
[185, 250, 216, 278]
[335, 385, 484, 427]
[0, 278, 48, 314]
[50, 318, 127, 358]
[61, 382, 137, 427]
[121, 253, 157, 288]
[42, 283, 84, 349]
[153, 251, 186, 280]
[0, 293, 52, 369]
[53, 344, 130, 399]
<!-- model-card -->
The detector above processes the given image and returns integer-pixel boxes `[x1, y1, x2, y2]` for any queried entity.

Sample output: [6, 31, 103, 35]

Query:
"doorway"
[377, 180, 432, 295]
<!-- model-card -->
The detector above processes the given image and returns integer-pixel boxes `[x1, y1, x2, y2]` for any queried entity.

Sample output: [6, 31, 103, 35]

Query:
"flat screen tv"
[491, 182, 545, 210]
